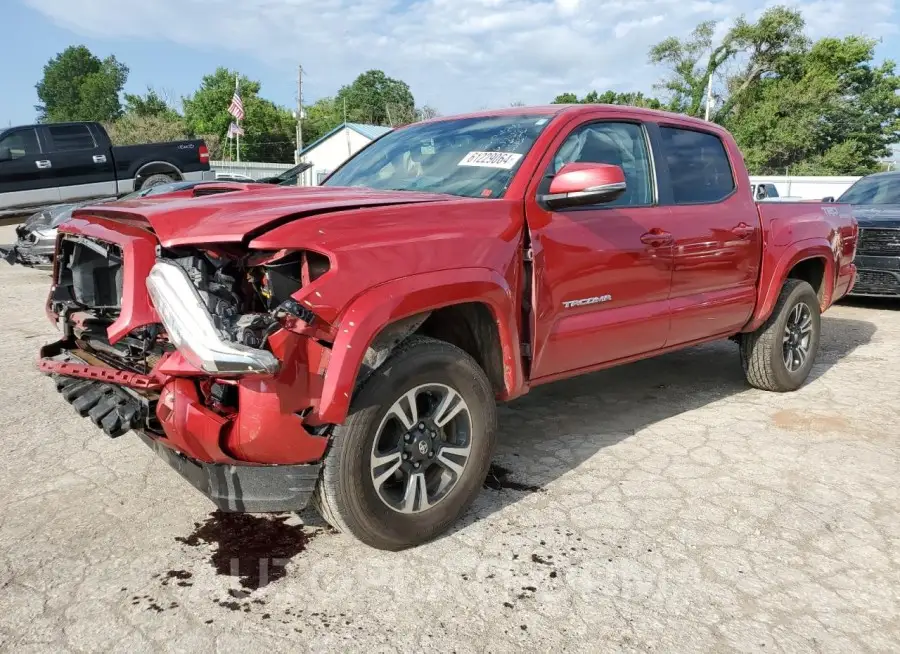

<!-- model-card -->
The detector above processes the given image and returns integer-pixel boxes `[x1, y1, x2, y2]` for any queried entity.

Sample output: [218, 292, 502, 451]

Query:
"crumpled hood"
[851, 204, 900, 229]
[70, 184, 453, 248]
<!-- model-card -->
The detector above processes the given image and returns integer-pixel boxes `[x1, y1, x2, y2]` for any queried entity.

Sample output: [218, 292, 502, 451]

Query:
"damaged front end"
[39, 217, 337, 512]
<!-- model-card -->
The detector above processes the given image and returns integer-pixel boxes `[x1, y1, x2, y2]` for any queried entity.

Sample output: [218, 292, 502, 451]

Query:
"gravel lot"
[1, 223, 898, 653]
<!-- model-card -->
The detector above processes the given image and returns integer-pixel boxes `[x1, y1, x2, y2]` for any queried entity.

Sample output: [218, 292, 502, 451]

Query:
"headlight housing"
[146, 260, 279, 375]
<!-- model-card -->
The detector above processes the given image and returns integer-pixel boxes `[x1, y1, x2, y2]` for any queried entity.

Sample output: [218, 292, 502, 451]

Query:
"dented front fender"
[308, 267, 526, 426]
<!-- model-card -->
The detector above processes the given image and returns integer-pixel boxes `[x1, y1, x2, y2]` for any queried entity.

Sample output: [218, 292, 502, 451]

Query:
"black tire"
[313, 335, 497, 550]
[137, 173, 175, 191]
[740, 279, 821, 392]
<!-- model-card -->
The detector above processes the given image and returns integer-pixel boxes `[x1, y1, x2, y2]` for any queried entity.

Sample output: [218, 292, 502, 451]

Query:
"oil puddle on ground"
[483, 463, 545, 493]
[176, 511, 321, 592]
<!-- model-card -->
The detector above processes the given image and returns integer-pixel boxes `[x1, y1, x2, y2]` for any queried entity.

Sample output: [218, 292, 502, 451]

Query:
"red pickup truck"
[38, 105, 858, 550]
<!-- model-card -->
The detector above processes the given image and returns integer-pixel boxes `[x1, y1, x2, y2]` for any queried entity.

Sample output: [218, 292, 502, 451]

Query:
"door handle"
[93, 154, 107, 164]
[640, 229, 673, 247]
[35, 160, 51, 169]
[731, 223, 755, 238]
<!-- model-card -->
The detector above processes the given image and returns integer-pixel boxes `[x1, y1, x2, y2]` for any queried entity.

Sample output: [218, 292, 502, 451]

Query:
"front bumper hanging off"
[39, 341, 323, 513]
[135, 431, 322, 513]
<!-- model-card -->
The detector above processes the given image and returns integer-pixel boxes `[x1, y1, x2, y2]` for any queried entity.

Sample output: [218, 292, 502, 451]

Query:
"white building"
[297, 122, 393, 185]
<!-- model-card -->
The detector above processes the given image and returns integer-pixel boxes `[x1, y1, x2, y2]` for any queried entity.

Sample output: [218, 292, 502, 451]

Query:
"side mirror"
[822, 196, 835, 203]
[540, 162, 626, 209]
[0, 148, 11, 162]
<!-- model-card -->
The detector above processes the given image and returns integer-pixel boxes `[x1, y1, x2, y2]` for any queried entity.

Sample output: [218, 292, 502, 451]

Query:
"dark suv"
[834, 172, 900, 298]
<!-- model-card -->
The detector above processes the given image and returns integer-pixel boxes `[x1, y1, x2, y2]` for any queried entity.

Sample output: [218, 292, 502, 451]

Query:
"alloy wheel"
[369, 383, 472, 514]
[783, 301, 813, 372]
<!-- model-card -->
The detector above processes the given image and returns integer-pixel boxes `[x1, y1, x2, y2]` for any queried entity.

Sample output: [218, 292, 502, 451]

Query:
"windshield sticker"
[458, 151, 523, 169]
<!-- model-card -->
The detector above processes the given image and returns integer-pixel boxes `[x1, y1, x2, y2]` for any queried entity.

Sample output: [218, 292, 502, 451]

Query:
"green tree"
[726, 35, 900, 175]
[647, 7, 807, 120]
[335, 70, 415, 126]
[649, 20, 734, 116]
[182, 68, 296, 162]
[123, 88, 178, 119]
[570, 5, 900, 175]
[35, 45, 128, 122]
[551, 90, 664, 109]
[416, 105, 441, 121]
[105, 114, 190, 146]
[301, 97, 343, 146]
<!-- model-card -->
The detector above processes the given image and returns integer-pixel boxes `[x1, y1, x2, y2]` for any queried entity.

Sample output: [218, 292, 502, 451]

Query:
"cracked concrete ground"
[0, 224, 898, 653]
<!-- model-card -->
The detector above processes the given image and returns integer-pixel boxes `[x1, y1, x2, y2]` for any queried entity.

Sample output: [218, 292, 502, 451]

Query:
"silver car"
[2, 180, 219, 269]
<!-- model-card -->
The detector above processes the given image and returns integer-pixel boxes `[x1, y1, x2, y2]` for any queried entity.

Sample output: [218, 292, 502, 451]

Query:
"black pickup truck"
[0, 121, 214, 214]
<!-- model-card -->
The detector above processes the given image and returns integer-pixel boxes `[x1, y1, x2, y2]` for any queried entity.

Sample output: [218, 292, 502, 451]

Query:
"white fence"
[210, 161, 861, 199]
[210, 160, 294, 180]
[748, 175, 860, 200]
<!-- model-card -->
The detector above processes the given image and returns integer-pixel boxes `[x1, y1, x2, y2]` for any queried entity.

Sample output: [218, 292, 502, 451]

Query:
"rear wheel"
[138, 173, 175, 191]
[740, 279, 821, 392]
[314, 336, 497, 550]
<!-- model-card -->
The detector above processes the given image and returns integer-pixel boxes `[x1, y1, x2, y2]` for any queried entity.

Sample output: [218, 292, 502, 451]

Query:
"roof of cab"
[411, 104, 729, 135]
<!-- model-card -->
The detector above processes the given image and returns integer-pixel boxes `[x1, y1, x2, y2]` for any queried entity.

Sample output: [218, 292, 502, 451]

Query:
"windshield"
[322, 115, 553, 198]
[838, 175, 900, 205]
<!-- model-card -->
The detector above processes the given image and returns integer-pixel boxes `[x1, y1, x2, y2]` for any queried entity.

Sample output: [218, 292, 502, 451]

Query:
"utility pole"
[704, 72, 713, 121]
[296, 64, 304, 167]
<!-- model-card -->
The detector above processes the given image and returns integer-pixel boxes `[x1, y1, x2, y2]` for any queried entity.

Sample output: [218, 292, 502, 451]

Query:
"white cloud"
[614, 15, 666, 39]
[23, 0, 899, 113]
[555, 0, 581, 16]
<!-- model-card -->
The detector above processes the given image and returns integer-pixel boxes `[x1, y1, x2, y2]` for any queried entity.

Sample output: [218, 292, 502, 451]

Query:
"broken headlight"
[146, 259, 280, 375]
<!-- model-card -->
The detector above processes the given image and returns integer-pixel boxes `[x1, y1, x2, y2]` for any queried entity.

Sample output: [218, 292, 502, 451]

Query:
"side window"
[48, 124, 97, 152]
[659, 126, 735, 204]
[544, 122, 653, 207]
[0, 129, 41, 160]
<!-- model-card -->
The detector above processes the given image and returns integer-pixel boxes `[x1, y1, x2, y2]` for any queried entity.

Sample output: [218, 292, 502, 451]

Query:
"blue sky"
[3, 0, 898, 127]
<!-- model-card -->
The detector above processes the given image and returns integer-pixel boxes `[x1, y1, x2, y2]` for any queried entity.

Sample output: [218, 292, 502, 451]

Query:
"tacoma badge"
[563, 295, 612, 308]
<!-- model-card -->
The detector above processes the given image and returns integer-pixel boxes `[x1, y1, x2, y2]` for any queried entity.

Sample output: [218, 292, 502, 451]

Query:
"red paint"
[226, 330, 330, 464]
[311, 267, 525, 426]
[56, 216, 160, 344]
[76, 185, 457, 249]
[38, 357, 163, 390]
[548, 162, 625, 194]
[42, 104, 858, 469]
[155, 378, 236, 463]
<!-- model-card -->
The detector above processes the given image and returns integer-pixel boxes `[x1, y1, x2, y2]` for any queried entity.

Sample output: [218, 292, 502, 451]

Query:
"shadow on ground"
[443, 315, 877, 536]
[838, 296, 900, 311]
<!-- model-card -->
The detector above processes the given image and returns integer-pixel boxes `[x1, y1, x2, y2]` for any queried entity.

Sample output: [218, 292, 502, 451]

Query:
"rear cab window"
[659, 126, 735, 204]
[47, 124, 97, 152]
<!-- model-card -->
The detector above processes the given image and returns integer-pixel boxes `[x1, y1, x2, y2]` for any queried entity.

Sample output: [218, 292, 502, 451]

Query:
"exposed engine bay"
[48, 234, 330, 378]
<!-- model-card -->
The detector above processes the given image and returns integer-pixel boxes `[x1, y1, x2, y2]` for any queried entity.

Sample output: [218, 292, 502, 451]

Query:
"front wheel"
[740, 279, 821, 392]
[314, 336, 497, 550]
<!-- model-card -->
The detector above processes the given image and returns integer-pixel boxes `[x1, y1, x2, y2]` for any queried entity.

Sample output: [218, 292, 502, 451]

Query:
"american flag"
[227, 122, 244, 138]
[228, 79, 244, 120]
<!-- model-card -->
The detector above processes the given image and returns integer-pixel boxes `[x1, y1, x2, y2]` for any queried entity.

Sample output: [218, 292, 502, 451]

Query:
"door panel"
[528, 207, 673, 378]
[525, 117, 673, 381]
[44, 124, 116, 201]
[0, 127, 60, 209]
[656, 126, 760, 345]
